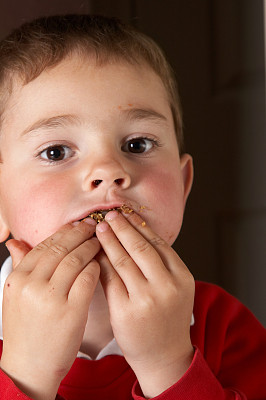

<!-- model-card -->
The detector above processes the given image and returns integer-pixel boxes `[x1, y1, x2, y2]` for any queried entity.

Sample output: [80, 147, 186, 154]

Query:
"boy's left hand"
[96, 210, 195, 398]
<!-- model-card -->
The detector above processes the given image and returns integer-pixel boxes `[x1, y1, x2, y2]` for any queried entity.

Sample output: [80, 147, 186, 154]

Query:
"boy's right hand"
[0, 220, 100, 400]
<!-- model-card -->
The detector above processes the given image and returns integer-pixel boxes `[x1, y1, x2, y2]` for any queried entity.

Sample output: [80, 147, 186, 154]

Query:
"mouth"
[79, 204, 134, 223]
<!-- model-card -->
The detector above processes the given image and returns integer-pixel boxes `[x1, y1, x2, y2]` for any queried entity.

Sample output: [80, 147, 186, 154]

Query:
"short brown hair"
[0, 14, 184, 151]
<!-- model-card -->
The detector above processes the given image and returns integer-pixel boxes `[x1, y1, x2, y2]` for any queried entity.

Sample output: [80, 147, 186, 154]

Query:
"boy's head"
[0, 15, 193, 248]
[0, 14, 183, 151]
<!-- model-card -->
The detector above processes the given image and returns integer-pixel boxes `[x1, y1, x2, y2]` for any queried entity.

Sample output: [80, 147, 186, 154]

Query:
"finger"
[49, 237, 101, 295]
[68, 259, 100, 308]
[99, 211, 169, 283]
[13, 223, 75, 273]
[122, 210, 174, 260]
[27, 219, 97, 280]
[5, 239, 31, 269]
[109, 210, 189, 280]
[97, 250, 128, 299]
[96, 221, 147, 292]
[67, 260, 101, 345]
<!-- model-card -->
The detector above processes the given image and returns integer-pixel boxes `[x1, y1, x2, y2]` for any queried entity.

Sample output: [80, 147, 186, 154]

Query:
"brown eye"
[46, 146, 65, 160]
[40, 145, 73, 162]
[122, 138, 154, 154]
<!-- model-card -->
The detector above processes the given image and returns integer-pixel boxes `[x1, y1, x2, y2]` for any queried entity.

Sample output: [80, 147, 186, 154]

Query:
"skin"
[0, 56, 194, 399]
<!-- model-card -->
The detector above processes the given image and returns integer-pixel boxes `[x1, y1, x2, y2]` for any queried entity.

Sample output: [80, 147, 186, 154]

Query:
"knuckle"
[20, 281, 34, 297]
[165, 280, 180, 300]
[114, 254, 131, 270]
[35, 241, 50, 252]
[149, 236, 166, 248]
[81, 271, 97, 287]
[65, 253, 83, 268]
[138, 294, 156, 314]
[166, 273, 195, 304]
[116, 218, 129, 233]
[48, 243, 69, 257]
[80, 262, 100, 287]
[132, 239, 150, 255]
[20, 279, 42, 303]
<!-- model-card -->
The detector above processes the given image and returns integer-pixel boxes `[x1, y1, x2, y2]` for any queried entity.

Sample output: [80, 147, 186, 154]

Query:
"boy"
[0, 14, 265, 400]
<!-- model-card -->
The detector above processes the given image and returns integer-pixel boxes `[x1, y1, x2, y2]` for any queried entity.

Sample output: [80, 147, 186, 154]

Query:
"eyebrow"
[20, 114, 82, 137]
[20, 107, 168, 138]
[122, 107, 168, 125]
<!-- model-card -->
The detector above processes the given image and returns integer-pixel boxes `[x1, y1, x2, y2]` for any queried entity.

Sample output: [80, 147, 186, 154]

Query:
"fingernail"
[121, 210, 133, 219]
[72, 218, 97, 227]
[96, 221, 110, 233]
[83, 217, 97, 226]
[105, 210, 119, 221]
[72, 221, 80, 226]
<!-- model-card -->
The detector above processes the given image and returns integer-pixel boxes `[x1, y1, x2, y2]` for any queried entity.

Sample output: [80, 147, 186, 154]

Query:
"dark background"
[0, 0, 265, 325]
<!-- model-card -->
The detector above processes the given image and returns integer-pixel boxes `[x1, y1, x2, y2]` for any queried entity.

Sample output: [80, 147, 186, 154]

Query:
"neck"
[80, 281, 113, 359]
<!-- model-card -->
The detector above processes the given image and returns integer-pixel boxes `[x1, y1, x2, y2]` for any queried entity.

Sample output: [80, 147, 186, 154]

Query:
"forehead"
[1, 57, 174, 137]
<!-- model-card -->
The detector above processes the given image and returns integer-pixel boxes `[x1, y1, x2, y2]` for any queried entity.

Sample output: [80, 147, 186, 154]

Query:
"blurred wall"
[0, 0, 265, 325]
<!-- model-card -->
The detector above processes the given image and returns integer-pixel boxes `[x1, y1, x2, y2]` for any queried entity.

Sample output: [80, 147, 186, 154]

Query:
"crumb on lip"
[81, 204, 134, 223]
[79, 204, 147, 223]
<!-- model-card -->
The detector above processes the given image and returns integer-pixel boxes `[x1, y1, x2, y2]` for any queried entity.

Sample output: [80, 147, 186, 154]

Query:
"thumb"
[5, 239, 31, 269]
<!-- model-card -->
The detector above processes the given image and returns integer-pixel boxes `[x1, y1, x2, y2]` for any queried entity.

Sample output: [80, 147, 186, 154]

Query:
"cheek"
[141, 165, 185, 244]
[4, 176, 70, 246]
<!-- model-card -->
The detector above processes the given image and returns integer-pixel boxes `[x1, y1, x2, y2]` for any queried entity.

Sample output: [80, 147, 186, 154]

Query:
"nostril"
[91, 178, 125, 188]
[92, 179, 103, 187]
[114, 178, 123, 185]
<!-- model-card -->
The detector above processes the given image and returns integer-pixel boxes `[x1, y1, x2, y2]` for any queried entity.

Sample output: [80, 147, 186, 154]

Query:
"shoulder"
[192, 280, 266, 348]
[193, 280, 258, 321]
[191, 281, 266, 397]
[191, 280, 266, 371]
[193, 280, 265, 336]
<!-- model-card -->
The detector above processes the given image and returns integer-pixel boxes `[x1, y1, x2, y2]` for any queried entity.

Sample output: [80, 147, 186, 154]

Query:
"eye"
[122, 137, 156, 154]
[39, 145, 74, 162]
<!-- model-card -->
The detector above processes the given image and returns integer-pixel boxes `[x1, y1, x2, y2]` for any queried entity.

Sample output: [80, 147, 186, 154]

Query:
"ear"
[180, 153, 194, 207]
[0, 211, 10, 242]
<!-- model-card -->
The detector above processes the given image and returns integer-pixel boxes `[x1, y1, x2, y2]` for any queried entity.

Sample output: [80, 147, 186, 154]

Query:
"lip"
[75, 202, 133, 222]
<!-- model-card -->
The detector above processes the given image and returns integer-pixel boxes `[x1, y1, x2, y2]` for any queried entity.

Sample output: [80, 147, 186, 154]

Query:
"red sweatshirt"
[0, 281, 266, 399]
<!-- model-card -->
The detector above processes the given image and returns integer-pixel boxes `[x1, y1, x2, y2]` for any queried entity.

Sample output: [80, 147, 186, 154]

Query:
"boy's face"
[0, 57, 193, 248]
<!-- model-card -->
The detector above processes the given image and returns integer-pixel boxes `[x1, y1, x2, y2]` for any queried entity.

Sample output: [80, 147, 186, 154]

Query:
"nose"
[82, 160, 131, 192]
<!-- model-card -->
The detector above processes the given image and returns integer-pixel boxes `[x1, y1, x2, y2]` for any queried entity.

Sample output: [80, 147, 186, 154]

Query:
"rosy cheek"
[140, 166, 184, 244]
[8, 177, 69, 246]
[143, 166, 182, 207]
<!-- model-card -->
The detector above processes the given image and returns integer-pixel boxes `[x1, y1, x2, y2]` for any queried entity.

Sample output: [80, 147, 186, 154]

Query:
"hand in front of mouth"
[95, 209, 195, 399]
[2, 218, 100, 400]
